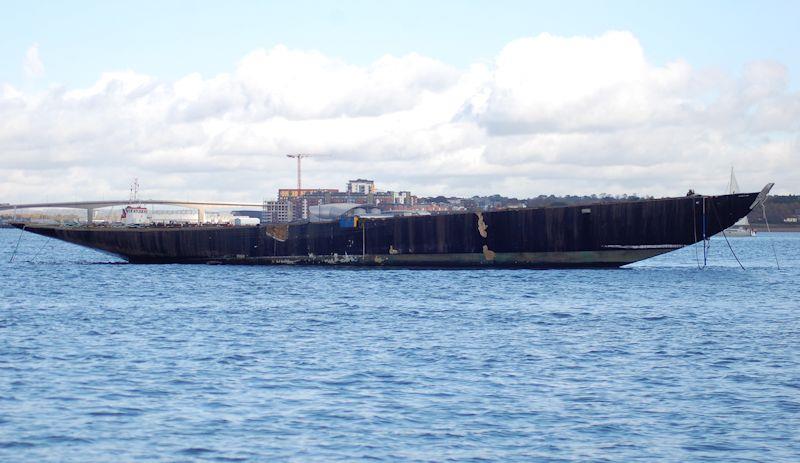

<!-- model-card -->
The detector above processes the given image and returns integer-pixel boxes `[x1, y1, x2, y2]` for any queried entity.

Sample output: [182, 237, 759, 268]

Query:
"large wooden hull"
[13, 192, 764, 268]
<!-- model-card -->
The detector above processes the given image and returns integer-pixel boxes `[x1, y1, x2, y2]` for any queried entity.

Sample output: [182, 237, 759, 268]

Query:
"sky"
[1, 0, 799, 203]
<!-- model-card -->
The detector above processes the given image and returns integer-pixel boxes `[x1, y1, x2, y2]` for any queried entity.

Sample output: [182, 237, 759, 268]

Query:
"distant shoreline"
[752, 225, 800, 232]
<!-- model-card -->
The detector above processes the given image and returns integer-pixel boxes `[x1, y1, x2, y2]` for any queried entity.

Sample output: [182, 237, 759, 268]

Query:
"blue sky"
[2, 0, 799, 88]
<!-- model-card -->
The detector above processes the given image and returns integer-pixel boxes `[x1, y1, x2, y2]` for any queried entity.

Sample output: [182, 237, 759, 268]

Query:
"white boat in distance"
[725, 167, 757, 237]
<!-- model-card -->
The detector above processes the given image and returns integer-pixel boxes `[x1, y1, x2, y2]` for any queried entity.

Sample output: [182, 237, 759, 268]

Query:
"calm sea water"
[1, 228, 799, 462]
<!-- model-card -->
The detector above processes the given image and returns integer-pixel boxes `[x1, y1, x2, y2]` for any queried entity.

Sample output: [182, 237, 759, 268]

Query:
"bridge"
[0, 200, 264, 223]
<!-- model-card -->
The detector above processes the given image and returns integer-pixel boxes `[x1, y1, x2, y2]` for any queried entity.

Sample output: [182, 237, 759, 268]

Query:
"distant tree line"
[748, 195, 800, 226]
[418, 193, 800, 227]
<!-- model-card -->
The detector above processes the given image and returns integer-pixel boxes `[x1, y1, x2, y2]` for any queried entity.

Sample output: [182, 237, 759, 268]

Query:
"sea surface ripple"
[1, 229, 799, 462]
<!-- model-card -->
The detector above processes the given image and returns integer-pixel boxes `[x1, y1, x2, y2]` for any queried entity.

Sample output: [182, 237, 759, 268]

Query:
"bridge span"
[0, 200, 264, 222]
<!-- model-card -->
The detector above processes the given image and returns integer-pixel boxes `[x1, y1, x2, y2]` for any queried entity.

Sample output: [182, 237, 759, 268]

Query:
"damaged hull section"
[13, 191, 765, 268]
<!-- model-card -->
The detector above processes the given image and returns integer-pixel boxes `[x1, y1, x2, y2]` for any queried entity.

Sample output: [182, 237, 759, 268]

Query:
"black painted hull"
[14, 192, 762, 268]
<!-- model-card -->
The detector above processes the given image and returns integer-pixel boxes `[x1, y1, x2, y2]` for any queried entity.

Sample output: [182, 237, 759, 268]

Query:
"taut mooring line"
[719, 229, 745, 270]
[9, 225, 25, 263]
[29, 235, 52, 263]
[761, 202, 781, 269]
[711, 203, 745, 270]
[692, 198, 703, 269]
[702, 197, 709, 267]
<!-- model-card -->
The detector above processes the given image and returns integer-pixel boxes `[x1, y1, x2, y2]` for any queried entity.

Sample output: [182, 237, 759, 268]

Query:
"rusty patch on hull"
[475, 212, 488, 238]
[265, 224, 289, 242]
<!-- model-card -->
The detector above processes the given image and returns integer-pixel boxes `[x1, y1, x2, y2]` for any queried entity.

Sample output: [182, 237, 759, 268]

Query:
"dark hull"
[13, 191, 765, 268]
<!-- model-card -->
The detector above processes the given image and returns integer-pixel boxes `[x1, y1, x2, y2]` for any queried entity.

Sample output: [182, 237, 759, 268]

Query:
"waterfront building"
[261, 200, 296, 223]
[273, 180, 418, 220]
[347, 179, 376, 195]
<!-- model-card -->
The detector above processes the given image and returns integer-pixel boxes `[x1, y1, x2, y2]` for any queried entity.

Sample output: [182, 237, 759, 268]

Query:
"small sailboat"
[725, 167, 757, 237]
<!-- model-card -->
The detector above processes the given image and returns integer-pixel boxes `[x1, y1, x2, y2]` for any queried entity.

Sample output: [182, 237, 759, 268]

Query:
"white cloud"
[23, 43, 45, 78]
[462, 32, 698, 134]
[1, 32, 799, 204]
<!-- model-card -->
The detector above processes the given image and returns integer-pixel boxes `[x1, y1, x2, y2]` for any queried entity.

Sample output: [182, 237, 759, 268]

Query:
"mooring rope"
[692, 198, 703, 269]
[29, 235, 52, 263]
[9, 225, 25, 263]
[761, 202, 781, 269]
[719, 229, 745, 270]
[702, 197, 710, 267]
[710, 202, 745, 270]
